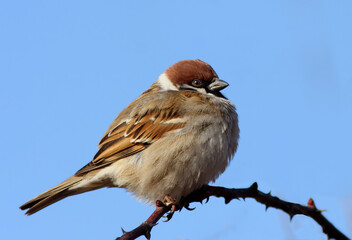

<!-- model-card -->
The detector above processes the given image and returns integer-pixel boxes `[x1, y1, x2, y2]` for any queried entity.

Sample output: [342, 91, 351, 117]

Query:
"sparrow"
[20, 59, 239, 216]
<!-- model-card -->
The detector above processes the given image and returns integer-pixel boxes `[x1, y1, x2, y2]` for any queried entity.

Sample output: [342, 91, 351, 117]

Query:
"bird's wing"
[75, 93, 187, 175]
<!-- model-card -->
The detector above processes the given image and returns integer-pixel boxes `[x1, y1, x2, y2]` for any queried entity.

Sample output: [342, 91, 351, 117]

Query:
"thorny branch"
[116, 182, 350, 240]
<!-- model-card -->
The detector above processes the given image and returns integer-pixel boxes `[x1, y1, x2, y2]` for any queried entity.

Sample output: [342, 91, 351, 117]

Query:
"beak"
[207, 78, 229, 92]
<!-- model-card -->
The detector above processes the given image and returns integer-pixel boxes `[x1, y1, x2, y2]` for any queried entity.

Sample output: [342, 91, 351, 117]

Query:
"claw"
[163, 211, 174, 222]
[162, 195, 178, 222]
[184, 204, 196, 211]
[163, 207, 176, 222]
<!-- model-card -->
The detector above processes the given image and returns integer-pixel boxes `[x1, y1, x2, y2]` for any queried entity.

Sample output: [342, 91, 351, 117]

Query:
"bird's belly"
[104, 120, 237, 204]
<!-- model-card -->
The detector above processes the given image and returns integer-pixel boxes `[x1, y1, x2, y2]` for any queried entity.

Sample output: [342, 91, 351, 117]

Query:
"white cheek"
[157, 73, 178, 91]
[198, 88, 207, 94]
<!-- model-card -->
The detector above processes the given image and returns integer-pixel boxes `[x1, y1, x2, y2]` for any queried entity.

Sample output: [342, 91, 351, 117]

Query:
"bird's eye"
[191, 79, 203, 87]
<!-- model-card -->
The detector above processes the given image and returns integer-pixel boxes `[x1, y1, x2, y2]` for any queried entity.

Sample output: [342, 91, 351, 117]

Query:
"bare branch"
[116, 200, 171, 240]
[116, 182, 350, 240]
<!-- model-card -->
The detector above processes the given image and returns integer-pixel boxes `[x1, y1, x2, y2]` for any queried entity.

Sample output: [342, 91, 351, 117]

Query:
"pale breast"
[121, 93, 239, 203]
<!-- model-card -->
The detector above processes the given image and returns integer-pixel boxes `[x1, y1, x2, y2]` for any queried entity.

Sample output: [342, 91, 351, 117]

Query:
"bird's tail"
[20, 175, 91, 215]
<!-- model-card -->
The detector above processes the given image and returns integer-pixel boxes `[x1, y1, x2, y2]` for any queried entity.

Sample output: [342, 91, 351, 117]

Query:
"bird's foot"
[162, 195, 177, 222]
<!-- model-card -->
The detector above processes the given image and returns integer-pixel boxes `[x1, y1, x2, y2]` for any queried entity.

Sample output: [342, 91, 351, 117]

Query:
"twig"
[116, 182, 350, 240]
[116, 200, 170, 240]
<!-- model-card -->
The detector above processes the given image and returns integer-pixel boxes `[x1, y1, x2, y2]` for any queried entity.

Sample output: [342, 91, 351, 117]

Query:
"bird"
[20, 59, 240, 216]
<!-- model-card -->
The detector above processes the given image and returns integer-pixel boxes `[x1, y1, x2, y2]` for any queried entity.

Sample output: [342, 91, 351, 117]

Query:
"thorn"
[205, 197, 209, 204]
[121, 227, 126, 234]
[289, 213, 294, 221]
[265, 205, 269, 211]
[225, 197, 231, 204]
[307, 198, 316, 209]
[144, 231, 151, 240]
[241, 197, 246, 201]
[250, 182, 258, 190]
[144, 222, 158, 229]
[268, 191, 272, 196]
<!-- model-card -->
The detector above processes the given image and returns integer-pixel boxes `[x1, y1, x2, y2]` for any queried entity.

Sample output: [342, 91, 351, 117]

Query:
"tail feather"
[20, 176, 83, 215]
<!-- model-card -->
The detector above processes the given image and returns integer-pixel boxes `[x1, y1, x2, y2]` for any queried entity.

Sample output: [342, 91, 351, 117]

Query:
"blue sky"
[1, 1, 351, 239]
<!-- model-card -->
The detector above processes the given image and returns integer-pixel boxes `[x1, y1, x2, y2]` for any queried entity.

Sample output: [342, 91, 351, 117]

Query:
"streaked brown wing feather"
[75, 107, 186, 176]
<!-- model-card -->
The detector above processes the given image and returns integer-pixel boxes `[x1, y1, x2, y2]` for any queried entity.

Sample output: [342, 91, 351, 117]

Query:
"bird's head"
[157, 59, 229, 97]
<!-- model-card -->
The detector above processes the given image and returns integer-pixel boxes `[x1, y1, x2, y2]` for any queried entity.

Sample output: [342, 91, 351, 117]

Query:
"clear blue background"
[1, 1, 351, 239]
